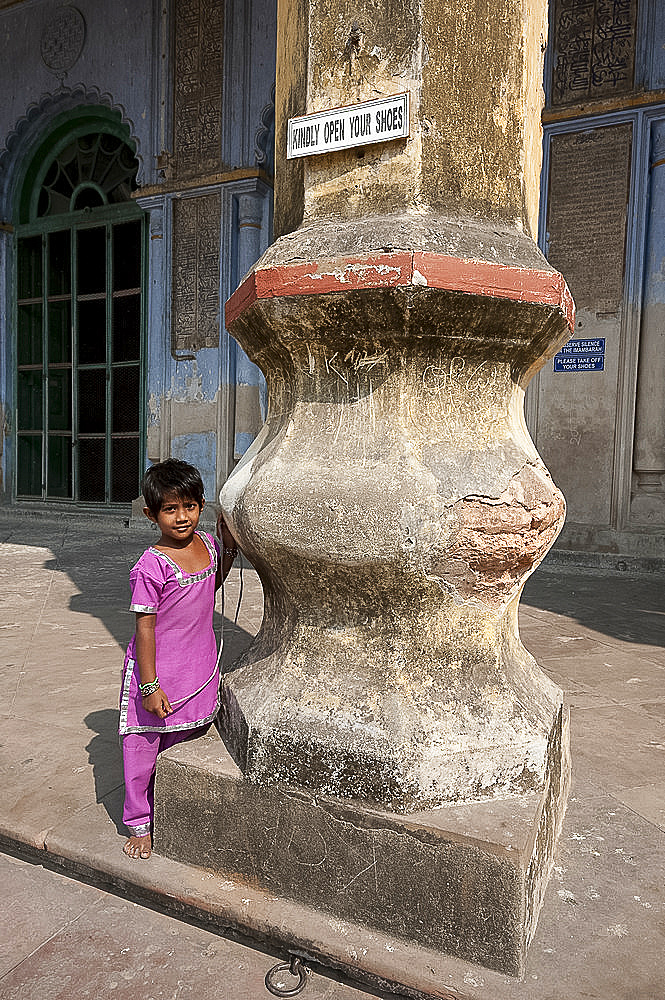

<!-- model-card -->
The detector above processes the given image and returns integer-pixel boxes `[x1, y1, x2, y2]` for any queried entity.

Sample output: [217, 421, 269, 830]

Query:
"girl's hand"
[216, 510, 239, 588]
[142, 687, 172, 718]
[216, 511, 236, 550]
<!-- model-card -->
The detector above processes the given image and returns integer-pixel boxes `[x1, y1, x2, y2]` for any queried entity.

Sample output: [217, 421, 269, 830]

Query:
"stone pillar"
[132, 195, 167, 474]
[220, 0, 572, 812]
[157, 0, 574, 985]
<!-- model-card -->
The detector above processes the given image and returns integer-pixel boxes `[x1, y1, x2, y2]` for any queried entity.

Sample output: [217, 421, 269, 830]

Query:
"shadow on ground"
[522, 569, 665, 648]
[0, 515, 259, 665]
[84, 708, 125, 833]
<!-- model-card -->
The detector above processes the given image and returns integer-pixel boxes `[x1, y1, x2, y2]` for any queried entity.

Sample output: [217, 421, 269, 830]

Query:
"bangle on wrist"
[223, 546, 237, 556]
[139, 677, 160, 697]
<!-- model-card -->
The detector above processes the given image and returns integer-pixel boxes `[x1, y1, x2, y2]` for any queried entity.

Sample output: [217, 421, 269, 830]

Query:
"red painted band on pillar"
[225, 250, 575, 331]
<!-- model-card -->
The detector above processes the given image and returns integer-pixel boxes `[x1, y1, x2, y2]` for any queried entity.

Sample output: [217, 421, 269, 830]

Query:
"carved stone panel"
[551, 0, 637, 106]
[40, 5, 86, 76]
[172, 193, 221, 352]
[546, 124, 631, 311]
[173, 0, 224, 180]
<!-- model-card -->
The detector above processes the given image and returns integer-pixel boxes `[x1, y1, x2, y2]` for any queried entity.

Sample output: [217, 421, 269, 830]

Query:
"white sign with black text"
[287, 93, 410, 159]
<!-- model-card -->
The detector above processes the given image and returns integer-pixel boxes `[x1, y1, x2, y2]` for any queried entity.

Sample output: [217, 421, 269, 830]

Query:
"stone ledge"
[0, 787, 520, 1000]
[543, 546, 665, 578]
[225, 250, 574, 329]
[154, 723, 569, 981]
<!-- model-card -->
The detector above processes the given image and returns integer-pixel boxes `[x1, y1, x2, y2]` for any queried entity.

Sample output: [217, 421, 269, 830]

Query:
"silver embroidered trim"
[119, 658, 135, 732]
[149, 530, 217, 588]
[127, 823, 151, 837]
[119, 704, 220, 736]
[130, 604, 157, 613]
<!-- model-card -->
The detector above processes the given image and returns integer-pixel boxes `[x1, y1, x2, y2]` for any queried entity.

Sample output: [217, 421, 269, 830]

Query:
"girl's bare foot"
[124, 834, 151, 859]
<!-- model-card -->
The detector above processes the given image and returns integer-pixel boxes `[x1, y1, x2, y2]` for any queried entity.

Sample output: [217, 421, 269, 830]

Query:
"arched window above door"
[36, 131, 138, 218]
[15, 110, 145, 505]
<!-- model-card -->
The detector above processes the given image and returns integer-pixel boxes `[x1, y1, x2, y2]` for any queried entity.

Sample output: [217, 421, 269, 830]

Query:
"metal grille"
[15, 133, 144, 505]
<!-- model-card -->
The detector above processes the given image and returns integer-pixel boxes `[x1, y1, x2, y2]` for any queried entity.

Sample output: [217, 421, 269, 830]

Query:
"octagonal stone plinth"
[155, 714, 570, 981]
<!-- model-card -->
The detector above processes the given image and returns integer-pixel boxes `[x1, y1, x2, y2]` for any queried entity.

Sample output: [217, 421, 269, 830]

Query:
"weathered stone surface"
[220, 232, 571, 810]
[208, 0, 573, 977]
[155, 716, 570, 979]
[219, 0, 573, 815]
[274, 1, 548, 238]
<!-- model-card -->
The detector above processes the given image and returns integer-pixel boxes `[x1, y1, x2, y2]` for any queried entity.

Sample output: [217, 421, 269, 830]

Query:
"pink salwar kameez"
[119, 529, 220, 836]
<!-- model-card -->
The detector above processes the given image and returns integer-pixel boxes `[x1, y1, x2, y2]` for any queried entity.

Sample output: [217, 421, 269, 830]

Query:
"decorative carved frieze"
[171, 193, 221, 352]
[173, 0, 224, 180]
[551, 0, 637, 105]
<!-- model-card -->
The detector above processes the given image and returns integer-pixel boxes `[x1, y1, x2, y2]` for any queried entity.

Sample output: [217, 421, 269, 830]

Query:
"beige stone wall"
[274, 0, 548, 234]
[274, 0, 307, 237]
[420, 0, 547, 235]
[534, 308, 623, 528]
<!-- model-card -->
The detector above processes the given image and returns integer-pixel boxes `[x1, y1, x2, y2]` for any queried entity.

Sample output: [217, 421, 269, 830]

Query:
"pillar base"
[154, 714, 569, 981]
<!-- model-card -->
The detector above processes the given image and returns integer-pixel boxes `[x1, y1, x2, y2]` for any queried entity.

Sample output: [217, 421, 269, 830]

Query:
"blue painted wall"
[0, 0, 277, 508]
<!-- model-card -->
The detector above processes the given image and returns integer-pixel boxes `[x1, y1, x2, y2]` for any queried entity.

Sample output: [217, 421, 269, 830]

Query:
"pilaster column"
[232, 187, 268, 457]
[236, 191, 264, 272]
[632, 120, 665, 513]
[132, 195, 168, 468]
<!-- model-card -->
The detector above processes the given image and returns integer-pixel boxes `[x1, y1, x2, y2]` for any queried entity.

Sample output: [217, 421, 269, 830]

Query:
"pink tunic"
[119, 529, 220, 735]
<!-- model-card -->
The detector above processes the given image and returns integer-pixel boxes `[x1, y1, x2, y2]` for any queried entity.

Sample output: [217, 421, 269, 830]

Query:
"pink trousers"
[122, 725, 209, 837]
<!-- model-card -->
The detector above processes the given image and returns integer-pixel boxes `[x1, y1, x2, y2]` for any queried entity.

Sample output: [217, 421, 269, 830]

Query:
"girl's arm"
[216, 511, 238, 590]
[135, 612, 172, 718]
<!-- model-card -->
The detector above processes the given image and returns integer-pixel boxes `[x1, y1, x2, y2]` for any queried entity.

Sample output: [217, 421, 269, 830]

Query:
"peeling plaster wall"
[138, 173, 274, 507]
[535, 125, 631, 532]
[0, 0, 156, 504]
[136, 0, 276, 505]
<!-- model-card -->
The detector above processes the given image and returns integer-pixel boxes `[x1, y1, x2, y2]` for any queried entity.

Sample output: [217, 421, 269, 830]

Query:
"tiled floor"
[0, 850, 368, 1000]
[0, 510, 664, 999]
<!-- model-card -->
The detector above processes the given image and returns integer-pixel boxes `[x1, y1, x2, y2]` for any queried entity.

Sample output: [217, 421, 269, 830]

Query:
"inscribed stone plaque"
[172, 194, 221, 352]
[551, 0, 637, 106]
[546, 125, 631, 311]
[173, 0, 223, 180]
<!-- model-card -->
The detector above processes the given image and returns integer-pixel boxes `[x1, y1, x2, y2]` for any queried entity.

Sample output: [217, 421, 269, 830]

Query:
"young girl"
[119, 458, 237, 859]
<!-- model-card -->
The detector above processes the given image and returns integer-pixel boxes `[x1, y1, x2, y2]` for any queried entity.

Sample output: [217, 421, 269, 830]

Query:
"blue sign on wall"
[554, 338, 605, 372]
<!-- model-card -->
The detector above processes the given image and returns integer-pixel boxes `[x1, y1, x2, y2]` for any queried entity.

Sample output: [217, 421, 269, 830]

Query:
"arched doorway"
[15, 113, 145, 504]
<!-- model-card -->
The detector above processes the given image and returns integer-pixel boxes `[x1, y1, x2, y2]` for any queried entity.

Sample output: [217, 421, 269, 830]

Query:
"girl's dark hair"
[142, 459, 205, 515]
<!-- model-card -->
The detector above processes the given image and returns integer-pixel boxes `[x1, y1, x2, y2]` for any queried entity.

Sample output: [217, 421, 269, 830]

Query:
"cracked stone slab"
[153, 724, 569, 980]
